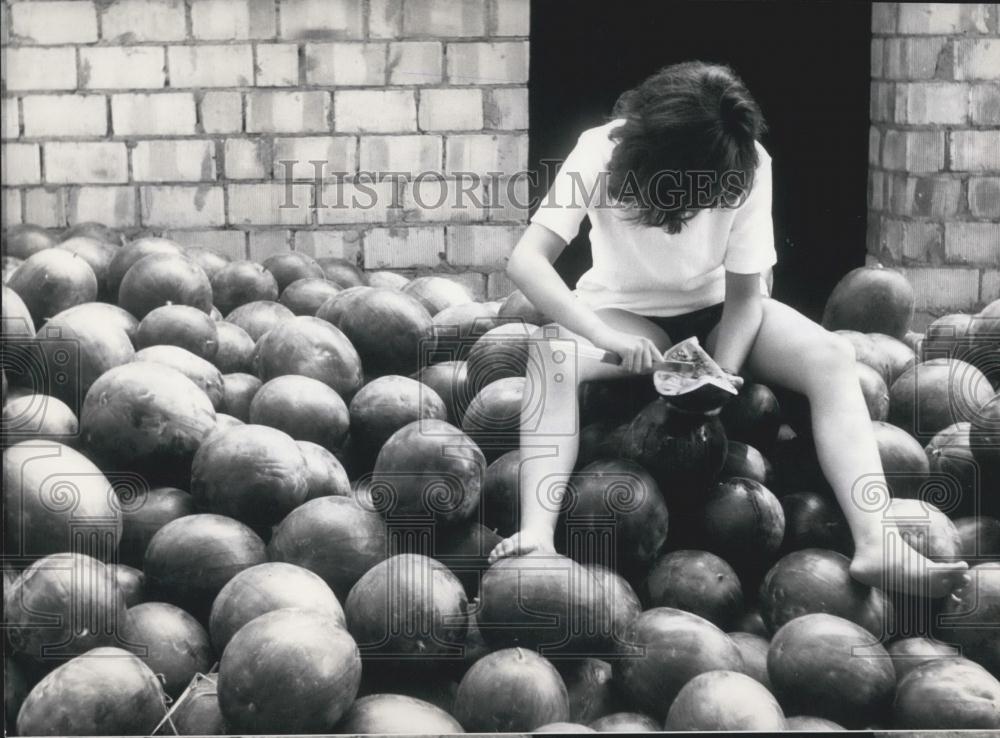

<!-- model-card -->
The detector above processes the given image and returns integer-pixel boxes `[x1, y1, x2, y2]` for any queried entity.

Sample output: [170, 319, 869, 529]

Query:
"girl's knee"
[809, 332, 857, 373]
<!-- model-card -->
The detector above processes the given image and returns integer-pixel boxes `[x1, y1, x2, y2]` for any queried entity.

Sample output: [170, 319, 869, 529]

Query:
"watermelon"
[720, 441, 774, 486]
[371, 419, 484, 526]
[319, 286, 435, 377]
[210, 260, 280, 315]
[249, 375, 349, 451]
[937, 563, 1000, 677]
[729, 631, 771, 689]
[348, 375, 448, 459]
[664, 670, 786, 731]
[279, 277, 341, 316]
[784, 716, 847, 730]
[135, 345, 225, 409]
[479, 553, 637, 656]
[135, 304, 219, 359]
[190, 424, 308, 526]
[758, 548, 891, 637]
[367, 270, 410, 290]
[413, 360, 472, 426]
[888, 636, 957, 681]
[767, 613, 895, 727]
[57, 236, 117, 301]
[868, 332, 916, 385]
[316, 256, 367, 287]
[126, 602, 212, 698]
[645, 550, 743, 630]
[498, 289, 549, 326]
[118, 486, 195, 568]
[345, 554, 468, 663]
[465, 322, 538, 395]
[873, 419, 930, 499]
[212, 321, 256, 374]
[8, 249, 98, 326]
[779, 491, 852, 556]
[62, 221, 123, 246]
[402, 275, 474, 315]
[337, 694, 463, 734]
[461, 375, 525, 461]
[453, 648, 570, 732]
[254, 316, 364, 401]
[182, 246, 230, 280]
[1, 392, 79, 445]
[262, 251, 324, 292]
[925, 422, 978, 516]
[143, 514, 266, 619]
[33, 303, 136, 407]
[210, 561, 346, 653]
[298, 440, 351, 500]
[220, 372, 261, 421]
[563, 658, 621, 724]
[431, 301, 501, 355]
[922, 313, 975, 362]
[106, 237, 183, 298]
[162, 672, 226, 735]
[536, 721, 596, 733]
[967, 299, 1000, 386]
[217, 609, 361, 733]
[589, 712, 660, 732]
[1, 284, 35, 341]
[268, 495, 388, 600]
[110, 563, 145, 607]
[118, 253, 212, 319]
[614, 607, 744, 718]
[16, 647, 167, 736]
[971, 393, 1000, 514]
[6, 554, 126, 670]
[225, 300, 294, 342]
[3, 440, 120, 561]
[889, 358, 993, 442]
[719, 382, 782, 452]
[954, 515, 1000, 560]
[822, 264, 915, 340]
[620, 397, 728, 503]
[857, 361, 890, 421]
[3, 224, 57, 259]
[699, 477, 785, 573]
[481, 448, 522, 536]
[893, 657, 1000, 728]
[563, 458, 669, 573]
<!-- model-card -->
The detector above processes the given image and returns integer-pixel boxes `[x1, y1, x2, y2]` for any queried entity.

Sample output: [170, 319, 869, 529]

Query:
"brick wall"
[868, 3, 999, 328]
[0, 0, 530, 300]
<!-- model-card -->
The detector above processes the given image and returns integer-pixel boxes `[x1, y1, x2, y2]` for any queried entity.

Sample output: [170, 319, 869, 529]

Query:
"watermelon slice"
[652, 337, 738, 413]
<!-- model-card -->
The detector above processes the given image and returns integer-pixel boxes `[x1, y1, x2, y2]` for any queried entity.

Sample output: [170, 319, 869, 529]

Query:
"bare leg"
[739, 299, 968, 597]
[488, 310, 671, 562]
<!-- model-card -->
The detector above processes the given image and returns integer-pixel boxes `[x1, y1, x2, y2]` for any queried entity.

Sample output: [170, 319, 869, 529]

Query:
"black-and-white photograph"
[1, 0, 998, 735]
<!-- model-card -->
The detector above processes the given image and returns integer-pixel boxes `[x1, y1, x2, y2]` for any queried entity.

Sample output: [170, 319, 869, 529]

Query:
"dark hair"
[607, 61, 766, 234]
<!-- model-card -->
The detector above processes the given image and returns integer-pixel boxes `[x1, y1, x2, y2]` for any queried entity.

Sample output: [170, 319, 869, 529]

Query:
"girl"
[488, 61, 968, 598]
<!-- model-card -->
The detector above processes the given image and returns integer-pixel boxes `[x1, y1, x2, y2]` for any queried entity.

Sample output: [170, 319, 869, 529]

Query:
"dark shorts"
[645, 303, 725, 347]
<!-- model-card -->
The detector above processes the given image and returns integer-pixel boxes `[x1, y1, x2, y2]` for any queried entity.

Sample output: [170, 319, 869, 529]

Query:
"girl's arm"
[712, 270, 764, 375]
[507, 223, 663, 373]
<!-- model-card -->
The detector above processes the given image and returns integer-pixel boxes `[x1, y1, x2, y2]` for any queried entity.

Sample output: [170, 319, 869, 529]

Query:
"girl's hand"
[594, 329, 664, 374]
[723, 371, 745, 391]
[488, 529, 556, 564]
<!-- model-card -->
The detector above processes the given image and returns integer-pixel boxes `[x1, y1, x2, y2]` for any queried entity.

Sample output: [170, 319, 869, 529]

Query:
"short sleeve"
[529, 132, 601, 245]
[724, 146, 777, 275]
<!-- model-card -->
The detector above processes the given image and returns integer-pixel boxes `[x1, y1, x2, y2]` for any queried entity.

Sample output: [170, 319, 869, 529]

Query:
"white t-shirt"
[530, 119, 777, 317]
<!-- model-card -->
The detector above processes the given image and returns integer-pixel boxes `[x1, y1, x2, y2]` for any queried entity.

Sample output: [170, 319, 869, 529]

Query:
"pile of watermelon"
[2, 221, 999, 735]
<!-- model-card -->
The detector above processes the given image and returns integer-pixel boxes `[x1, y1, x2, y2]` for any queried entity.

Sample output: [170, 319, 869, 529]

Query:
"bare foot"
[850, 526, 970, 598]
[488, 528, 556, 564]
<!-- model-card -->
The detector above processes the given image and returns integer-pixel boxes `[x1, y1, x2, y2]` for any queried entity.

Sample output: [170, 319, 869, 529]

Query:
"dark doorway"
[528, 0, 872, 320]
